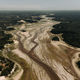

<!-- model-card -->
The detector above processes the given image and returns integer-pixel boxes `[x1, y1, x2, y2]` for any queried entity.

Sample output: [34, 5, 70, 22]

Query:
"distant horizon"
[0, 10, 80, 11]
[0, 0, 80, 10]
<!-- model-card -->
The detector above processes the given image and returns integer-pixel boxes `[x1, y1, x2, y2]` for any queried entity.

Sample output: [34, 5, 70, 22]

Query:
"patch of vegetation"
[76, 61, 80, 69]
[17, 22, 24, 25]
[52, 37, 59, 41]
[21, 30, 26, 32]
[25, 20, 37, 23]
[0, 56, 14, 76]
[46, 15, 55, 17]
[0, 66, 3, 71]
[0, 31, 13, 49]
[6, 28, 15, 31]
[34, 17, 43, 20]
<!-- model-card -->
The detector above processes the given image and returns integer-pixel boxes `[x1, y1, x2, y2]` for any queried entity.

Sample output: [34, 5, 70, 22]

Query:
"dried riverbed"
[8, 15, 80, 80]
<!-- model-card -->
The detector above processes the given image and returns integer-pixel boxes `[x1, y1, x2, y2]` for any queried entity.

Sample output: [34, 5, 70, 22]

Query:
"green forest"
[0, 56, 14, 76]
[50, 11, 80, 48]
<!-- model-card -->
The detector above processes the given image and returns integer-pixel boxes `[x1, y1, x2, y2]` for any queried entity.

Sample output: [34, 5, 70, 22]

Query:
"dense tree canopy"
[51, 11, 80, 48]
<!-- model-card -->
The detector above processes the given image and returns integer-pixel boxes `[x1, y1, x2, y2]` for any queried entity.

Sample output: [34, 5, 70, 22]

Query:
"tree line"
[51, 11, 80, 47]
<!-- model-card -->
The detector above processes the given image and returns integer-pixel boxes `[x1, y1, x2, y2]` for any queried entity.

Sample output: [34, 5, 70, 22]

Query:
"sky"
[0, 0, 80, 10]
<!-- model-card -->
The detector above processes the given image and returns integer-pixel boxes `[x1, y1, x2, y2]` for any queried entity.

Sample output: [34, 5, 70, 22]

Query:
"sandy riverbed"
[11, 15, 80, 80]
